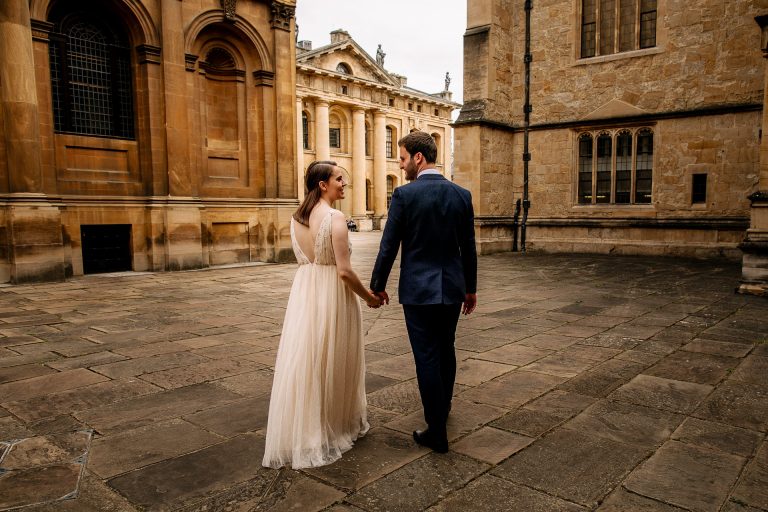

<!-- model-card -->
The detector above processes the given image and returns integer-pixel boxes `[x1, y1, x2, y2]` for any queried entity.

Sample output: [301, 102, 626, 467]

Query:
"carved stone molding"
[270, 1, 295, 31]
[136, 44, 161, 65]
[221, 0, 237, 22]
[31, 19, 54, 42]
[185, 54, 199, 72]
[253, 70, 275, 87]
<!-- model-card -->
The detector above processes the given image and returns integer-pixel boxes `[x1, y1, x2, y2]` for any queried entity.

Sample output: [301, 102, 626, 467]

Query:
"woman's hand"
[366, 293, 382, 308]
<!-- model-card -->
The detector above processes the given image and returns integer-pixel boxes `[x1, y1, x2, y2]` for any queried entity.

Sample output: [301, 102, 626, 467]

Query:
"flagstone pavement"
[0, 231, 767, 512]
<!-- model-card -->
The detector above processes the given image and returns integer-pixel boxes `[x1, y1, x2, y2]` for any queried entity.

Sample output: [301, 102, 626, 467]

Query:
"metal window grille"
[578, 134, 593, 203]
[329, 128, 341, 148]
[386, 127, 393, 158]
[386, 176, 394, 208]
[302, 112, 309, 150]
[49, 18, 134, 139]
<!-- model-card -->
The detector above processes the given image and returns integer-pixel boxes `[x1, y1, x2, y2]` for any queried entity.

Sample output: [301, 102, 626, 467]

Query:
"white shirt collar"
[416, 168, 441, 179]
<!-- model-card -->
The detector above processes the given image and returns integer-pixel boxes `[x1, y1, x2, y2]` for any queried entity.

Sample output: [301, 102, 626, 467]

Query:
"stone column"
[315, 100, 330, 162]
[0, 2, 65, 283]
[271, 2, 297, 199]
[351, 108, 367, 222]
[0, 1, 43, 193]
[296, 97, 305, 201]
[373, 111, 388, 223]
[738, 14, 768, 295]
[160, 0, 193, 197]
[160, 0, 203, 271]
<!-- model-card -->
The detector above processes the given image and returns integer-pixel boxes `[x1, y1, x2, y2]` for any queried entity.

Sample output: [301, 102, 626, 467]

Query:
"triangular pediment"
[581, 99, 646, 120]
[297, 39, 398, 86]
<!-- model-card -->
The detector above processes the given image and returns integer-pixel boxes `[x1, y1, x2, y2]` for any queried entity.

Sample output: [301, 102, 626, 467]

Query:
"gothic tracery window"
[577, 127, 654, 205]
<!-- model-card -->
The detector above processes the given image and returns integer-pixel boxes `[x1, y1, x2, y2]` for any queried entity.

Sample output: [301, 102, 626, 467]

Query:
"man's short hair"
[398, 131, 437, 163]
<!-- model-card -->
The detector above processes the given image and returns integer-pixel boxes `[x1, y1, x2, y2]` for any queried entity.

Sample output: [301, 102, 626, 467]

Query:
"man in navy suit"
[370, 131, 477, 453]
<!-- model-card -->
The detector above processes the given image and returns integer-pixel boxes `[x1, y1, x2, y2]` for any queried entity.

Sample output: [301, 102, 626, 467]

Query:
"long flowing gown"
[262, 209, 369, 469]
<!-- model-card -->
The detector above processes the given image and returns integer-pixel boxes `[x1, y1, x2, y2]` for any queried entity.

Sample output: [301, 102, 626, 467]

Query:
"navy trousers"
[402, 303, 462, 434]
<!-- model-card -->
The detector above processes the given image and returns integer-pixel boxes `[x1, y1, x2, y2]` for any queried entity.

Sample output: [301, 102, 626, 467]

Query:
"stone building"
[454, 0, 764, 260]
[295, 29, 460, 230]
[0, 0, 297, 284]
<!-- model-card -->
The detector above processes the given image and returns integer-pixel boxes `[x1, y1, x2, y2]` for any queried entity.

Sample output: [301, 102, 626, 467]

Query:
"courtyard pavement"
[0, 231, 767, 512]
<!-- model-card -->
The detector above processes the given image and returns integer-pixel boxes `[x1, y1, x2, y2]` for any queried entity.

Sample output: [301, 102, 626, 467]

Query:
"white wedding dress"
[262, 210, 369, 469]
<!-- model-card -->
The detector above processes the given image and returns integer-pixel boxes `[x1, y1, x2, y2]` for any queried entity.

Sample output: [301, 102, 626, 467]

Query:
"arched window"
[386, 175, 395, 208]
[49, 14, 134, 138]
[336, 62, 352, 75]
[578, 133, 593, 204]
[575, 128, 653, 205]
[302, 111, 309, 150]
[386, 127, 394, 158]
[635, 129, 653, 203]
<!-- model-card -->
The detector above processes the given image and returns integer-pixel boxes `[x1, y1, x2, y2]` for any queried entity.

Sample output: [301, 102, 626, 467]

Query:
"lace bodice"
[291, 210, 348, 266]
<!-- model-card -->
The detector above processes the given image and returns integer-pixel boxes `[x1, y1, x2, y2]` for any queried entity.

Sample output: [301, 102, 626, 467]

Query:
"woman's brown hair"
[293, 160, 337, 226]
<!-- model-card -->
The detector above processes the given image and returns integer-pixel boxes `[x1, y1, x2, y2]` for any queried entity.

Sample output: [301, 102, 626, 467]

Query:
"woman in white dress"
[262, 161, 381, 469]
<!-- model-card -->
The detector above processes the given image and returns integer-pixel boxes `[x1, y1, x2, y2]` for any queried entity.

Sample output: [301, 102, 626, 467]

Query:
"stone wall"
[0, 0, 298, 283]
[455, 0, 764, 258]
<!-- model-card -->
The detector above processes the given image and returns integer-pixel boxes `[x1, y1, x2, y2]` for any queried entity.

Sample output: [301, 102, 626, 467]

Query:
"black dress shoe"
[413, 429, 448, 453]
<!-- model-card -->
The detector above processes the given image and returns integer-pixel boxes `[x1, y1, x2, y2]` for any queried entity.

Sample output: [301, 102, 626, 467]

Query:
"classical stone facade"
[454, 0, 764, 259]
[296, 30, 459, 230]
[0, 0, 297, 283]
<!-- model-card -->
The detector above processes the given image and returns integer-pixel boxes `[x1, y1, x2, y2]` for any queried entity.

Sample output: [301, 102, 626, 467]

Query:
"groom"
[370, 131, 477, 453]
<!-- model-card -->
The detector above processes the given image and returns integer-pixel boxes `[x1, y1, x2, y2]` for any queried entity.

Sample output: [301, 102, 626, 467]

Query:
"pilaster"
[315, 100, 330, 161]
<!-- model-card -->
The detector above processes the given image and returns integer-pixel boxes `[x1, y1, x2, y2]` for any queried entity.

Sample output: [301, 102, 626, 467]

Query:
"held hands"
[366, 289, 390, 309]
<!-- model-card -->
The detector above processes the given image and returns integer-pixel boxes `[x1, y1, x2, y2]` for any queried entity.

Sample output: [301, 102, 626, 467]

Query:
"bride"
[262, 160, 381, 469]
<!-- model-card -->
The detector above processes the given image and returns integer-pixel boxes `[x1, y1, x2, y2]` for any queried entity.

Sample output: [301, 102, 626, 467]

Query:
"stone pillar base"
[353, 215, 373, 232]
[165, 206, 205, 271]
[1, 200, 66, 284]
[738, 238, 768, 296]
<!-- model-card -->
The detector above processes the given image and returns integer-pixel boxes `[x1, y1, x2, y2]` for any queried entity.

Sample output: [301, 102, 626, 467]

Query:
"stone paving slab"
[0, 233, 767, 511]
[624, 440, 746, 512]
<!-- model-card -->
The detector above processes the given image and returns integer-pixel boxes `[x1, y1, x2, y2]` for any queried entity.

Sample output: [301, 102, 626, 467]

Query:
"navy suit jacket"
[370, 173, 477, 305]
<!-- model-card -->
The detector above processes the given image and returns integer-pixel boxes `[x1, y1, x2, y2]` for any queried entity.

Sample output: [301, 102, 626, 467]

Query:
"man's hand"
[462, 293, 477, 315]
[372, 289, 389, 305]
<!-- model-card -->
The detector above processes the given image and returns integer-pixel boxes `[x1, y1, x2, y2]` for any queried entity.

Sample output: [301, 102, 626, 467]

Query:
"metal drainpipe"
[521, 0, 533, 252]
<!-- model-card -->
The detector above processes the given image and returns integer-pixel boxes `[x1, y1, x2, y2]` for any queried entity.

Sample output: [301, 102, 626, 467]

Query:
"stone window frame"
[328, 107, 350, 153]
[573, 0, 665, 65]
[575, 126, 654, 206]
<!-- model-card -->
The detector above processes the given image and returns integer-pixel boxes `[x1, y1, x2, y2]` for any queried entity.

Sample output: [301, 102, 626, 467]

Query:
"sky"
[294, 1, 467, 105]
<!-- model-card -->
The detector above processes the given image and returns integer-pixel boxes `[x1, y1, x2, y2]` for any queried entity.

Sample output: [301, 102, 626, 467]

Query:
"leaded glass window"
[581, 0, 657, 58]
[49, 16, 134, 138]
[576, 127, 653, 205]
